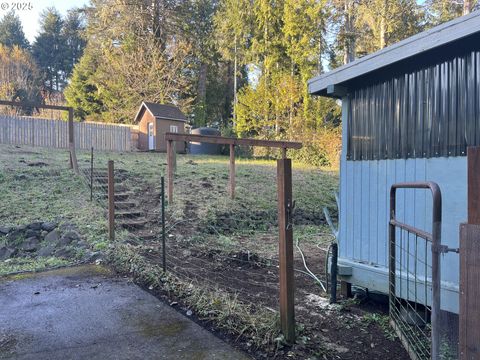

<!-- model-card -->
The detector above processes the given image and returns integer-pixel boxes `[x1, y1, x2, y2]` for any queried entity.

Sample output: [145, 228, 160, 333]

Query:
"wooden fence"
[0, 115, 132, 152]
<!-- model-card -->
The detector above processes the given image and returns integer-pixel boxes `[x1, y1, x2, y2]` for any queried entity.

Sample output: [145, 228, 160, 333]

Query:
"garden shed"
[308, 11, 480, 314]
[134, 101, 187, 152]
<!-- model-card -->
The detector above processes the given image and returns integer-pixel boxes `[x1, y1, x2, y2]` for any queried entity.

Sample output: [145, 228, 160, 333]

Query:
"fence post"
[108, 160, 115, 242]
[68, 108, 79, 175]
[277, 158, 295, 343]
[90, 147, 94, 201]
[161, 176, 166, 272]
[460, 147, 480, 360]
[229, 144, 235, 199]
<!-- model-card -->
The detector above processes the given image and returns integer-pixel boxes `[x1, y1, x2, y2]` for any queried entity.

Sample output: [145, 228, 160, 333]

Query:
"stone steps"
[92, 184, 128, 193]
[99, 192, 133, 201]
[115, 201, 137, 210]
[119, 219, 147, 230]
[115, 210, 143, 219]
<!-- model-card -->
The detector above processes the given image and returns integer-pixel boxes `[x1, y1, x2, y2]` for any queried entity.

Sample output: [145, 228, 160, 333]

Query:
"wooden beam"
[108, 160, 115, 242]
[165, 133, 302, 149]
[277, 158, 295, 343]
[0, 100, 71, 111]
[167, 139, 174, 203]
[460, 223, 480, 360]
[68, 108, 79, 174]
[326, 84, 348, 98]
[229, 144, 235, 199]
[468, 147, 480, 224]
[460, 146, 480, 359]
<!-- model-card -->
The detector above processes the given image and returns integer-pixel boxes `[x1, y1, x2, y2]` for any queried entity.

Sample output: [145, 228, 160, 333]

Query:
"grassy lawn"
[0, 145, 107, 274]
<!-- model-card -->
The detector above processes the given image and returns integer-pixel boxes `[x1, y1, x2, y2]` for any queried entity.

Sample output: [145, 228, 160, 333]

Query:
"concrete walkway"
[0, 265, 249, 360]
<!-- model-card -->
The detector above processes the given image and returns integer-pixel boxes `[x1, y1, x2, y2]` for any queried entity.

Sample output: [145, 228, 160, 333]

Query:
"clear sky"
[0, 0, 90, 43]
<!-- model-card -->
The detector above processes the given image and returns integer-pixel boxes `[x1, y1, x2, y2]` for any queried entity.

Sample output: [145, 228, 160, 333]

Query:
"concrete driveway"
[0, 265, 249, 360]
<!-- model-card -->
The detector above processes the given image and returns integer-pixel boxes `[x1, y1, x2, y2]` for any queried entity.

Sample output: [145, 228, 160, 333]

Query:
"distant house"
[134, 101, 187, 152]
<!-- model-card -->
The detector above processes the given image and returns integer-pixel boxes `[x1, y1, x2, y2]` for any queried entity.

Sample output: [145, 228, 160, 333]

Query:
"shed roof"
[134, 101, 187, 122]
[308, 11, 480, 97]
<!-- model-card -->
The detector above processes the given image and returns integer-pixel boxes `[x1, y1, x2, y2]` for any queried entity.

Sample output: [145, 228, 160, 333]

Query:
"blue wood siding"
[339, 156, 465, 311]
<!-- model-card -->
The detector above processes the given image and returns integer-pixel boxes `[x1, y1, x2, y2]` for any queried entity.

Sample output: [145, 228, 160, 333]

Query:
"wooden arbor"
[164, 132, 302, 342]
[0, 100, 79, 174]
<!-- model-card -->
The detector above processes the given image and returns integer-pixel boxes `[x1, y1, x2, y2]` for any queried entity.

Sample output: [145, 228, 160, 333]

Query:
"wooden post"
[281, 147, 287, 159]
[68, 109, 79, 175]
[108, 160, 115, 242]
[460, 147, 480, 359]
[468, 147, 480, 224]
[90, 147, 94, 201]
[277, 158, 295, 343]
[167, 140, 174, 203]
[229, 144, 235, 199]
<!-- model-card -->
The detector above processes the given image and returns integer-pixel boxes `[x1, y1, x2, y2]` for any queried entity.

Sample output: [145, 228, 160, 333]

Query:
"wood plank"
[68, 109, 79, 174]
[460, 223, 480, 359]
[0, 100, 71, 111]
[108, 160, 115, 242]
[165, 133, 302, 149]
[277, 158, 295, 343]
[229, 144, 235, 199]
[468, 147, 480, 224]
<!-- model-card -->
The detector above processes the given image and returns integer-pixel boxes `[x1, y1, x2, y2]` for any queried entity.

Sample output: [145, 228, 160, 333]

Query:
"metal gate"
[389, 182, 443, 360]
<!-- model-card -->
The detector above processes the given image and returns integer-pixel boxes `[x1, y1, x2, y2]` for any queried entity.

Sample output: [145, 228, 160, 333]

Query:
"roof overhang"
[308, 11, 480, 97]
[133, 102, 149, 123]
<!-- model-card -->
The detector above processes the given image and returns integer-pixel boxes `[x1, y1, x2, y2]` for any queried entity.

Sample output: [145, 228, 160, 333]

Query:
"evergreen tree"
[355, 0, 423, 54]
[64, 49, 104, 121]
[0, 11, 29, 49]
[214, 0, 253, 125]
[62, 9, 86, 78]
[425, 0, 478, 26]
[177, 0, 219, 127]
[32, 8, 66, 93]
[67, 0, 193, 123]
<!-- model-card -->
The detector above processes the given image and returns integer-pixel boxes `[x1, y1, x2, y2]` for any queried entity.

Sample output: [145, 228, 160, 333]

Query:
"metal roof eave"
[308, 11, 480, 96]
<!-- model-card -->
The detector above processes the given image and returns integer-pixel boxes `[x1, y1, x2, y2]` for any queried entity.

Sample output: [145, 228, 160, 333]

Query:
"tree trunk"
[464, 0, 472, 15]
[343, 0, 356, 64]
[233, 34, 238, 127]
[197, 62, 208, 125]
[379, 0, 387, 49]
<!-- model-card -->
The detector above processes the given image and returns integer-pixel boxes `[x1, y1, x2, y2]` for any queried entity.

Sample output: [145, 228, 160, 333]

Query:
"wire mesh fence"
[390, 227, 433, 360]
[88, 154, 338, 351]
[389, 183, 459, 360]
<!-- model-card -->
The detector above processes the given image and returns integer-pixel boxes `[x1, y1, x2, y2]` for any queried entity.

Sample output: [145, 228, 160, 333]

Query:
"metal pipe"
[330, 242, 338, 304]
[390, 181, 442, 360]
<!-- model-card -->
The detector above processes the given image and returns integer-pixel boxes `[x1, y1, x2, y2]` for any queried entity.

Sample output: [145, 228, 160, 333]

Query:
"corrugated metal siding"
[347, 49, 480, 161]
